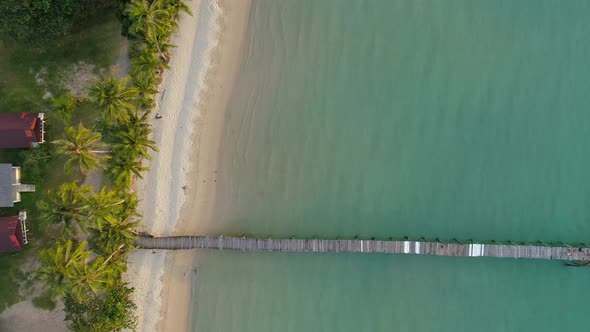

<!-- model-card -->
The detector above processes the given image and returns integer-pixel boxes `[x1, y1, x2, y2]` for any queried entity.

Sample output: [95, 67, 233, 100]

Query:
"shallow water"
[193, 252, 587, 332]
[193, 0, 590, 330]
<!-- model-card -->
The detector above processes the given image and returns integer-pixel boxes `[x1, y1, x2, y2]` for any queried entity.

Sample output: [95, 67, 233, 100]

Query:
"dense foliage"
[0, 0, 78, 45]
[64, 283, 137, 332]
[0, 0, 116, 47]
[33, 1, 190, 331]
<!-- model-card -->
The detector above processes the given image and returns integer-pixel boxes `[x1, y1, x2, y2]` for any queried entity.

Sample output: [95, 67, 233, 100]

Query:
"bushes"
[0, 0, 118, 48]
[0, 0, 78, 46]
[64, 283, 137, 332]
[34, 1, 190, 330]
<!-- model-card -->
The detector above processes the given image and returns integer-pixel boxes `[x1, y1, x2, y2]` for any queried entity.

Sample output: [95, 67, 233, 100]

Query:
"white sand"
[134, 0, 222, 237]
[126, 0, 253, 331]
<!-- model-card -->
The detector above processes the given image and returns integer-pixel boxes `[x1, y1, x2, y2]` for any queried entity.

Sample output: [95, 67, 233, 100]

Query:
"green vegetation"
[0, 0, 79, 47]
[0, 6, 123, 313]
[38, 182, 92, 237]
[53, 124, 107, 174]
[88, 76, 138, 125]
[32, 290, 58, 311]
[0, 1, 189, 330]
[0, 1, 120, 49]
[51, 93, 77, 124]
[0, 6, 123, 113]
[64, 282, 137, 331]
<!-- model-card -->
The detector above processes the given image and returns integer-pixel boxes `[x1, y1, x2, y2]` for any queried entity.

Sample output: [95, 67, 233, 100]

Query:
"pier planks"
[134, 236, 590, 261]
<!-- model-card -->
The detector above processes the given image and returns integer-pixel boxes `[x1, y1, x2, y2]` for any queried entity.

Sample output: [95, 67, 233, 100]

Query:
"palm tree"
[37, 240, 89, 299]
[89, 214, 139, 255]
[51, 92, 77, 123]
[114, 125, 158, 160]
[145, 33, 177, 58]
[88, 76, 138, 125]
[38, 182, 92, 236]
[132, 72, 158, 110]
[68, 247, 124, 299]
[120, 192, 141, 219]
[106, 155, 149, 189]
[164, 0, 192, 19]
[127, 111, 152, 132]
[130, 46, 167, 77]
[127, 0, 172, 61]
[53, 124, 107, 174]
[88, 187, 126, 222]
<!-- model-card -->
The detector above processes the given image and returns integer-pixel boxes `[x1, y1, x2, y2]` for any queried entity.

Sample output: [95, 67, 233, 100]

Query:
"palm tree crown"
[88, 76, 138, 124]
[89, 214, 139, 255]
[51, 92, 77, 123]
[127, 0, 173, 60]
[38, 182, 92, 236]
[106, 154, 149, 189]
[114, 125, 158, 160]
[53, 123, 106, 174]
[88, 187, 126, 222]
[37, 240, 89, 298]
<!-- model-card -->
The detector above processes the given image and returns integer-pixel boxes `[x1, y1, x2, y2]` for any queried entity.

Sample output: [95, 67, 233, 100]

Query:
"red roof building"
[0, 113, 45, 149]
[0, 213, 28, 253]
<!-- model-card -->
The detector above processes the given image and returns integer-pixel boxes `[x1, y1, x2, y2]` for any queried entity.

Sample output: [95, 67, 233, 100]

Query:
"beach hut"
[0, 212, 28, 253]
[0, 164, 35, 208]
[0, 112, 45, 148]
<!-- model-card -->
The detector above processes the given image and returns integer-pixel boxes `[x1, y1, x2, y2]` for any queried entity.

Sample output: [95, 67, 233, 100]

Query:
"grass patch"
[0, 253, 25, 311]
[0, 7, 124, 312]
[32, 291, 57, 311]
[0, 7, 124, 111]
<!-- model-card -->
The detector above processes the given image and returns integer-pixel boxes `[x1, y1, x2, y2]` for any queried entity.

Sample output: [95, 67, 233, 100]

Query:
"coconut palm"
[68, 248, 123, 300]
[89, 214, 139, 255]
[130, 46, 167, 77]
[37, 240, 89, 299]
[145, 33, 177, 58]
[127, 0, 172, 60]
[132, 72, 158, 110]
[88, 76, 138, 125]
[38, 182, 91, 236]
[127, 111, 152, 132]
[88, 187, 126, 222]
[53, 124, 107, 174]
[51, 92, 77, 123]
[119, 192, 141, 219]
[164, 0, 192, 19]
[114, 125, 158, 160]
[106, 155, 149, 189]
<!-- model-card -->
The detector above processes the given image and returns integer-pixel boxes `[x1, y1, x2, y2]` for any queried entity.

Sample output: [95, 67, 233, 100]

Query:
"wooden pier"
[135, 235, 590, 262]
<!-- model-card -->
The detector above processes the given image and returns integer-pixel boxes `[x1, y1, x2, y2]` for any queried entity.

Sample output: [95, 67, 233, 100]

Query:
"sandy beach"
[126, 0, 251, 331]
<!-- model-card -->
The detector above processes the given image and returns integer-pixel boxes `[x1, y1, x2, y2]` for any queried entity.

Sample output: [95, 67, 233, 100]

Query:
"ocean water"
[192, 0, 590, 331]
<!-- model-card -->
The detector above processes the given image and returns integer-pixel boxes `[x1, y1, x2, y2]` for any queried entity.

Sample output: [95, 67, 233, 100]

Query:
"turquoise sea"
[193, 0, 590, 331]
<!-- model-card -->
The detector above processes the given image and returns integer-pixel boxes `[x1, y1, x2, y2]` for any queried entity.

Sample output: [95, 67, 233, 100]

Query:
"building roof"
[0, 164, 35, 207]
[0, 216, 24, 253]
[0, 113, 44, 149]
[0, 164, 13, 207]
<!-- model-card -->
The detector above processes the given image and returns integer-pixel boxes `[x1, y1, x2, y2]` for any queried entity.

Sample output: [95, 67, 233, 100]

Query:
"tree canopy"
[0, 0, 78, 46]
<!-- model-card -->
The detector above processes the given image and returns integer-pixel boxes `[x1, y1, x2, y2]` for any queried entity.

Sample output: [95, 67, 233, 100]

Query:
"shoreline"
[126, 0, 252, 331]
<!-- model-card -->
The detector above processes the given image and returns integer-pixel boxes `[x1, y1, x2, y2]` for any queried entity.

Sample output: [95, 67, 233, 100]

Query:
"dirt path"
[0, 300, 67, 332]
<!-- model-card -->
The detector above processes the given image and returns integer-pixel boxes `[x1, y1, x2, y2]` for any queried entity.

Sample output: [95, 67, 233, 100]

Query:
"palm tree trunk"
[102, 244, 125, 267]
[154, 34, 168, 62]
